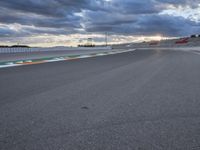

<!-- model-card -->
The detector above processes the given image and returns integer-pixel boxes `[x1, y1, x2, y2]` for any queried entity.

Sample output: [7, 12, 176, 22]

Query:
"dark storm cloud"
[131, 15, 200, 36]
[107, 0, 164, 14]
[0, 0, 88, 27]
[83, 0, 200, 36]
[0, 7, 81, 29]
[0, 27, 15, 37]
[85, 13, 200, 36]
[0, 0, 89, 17]
[0, 0, 199, 38]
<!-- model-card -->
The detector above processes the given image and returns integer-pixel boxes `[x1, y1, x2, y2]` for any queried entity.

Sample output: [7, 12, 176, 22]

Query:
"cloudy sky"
[0, 0, 200, 47]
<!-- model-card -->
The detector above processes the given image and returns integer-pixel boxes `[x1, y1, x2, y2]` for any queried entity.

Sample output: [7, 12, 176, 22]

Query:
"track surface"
[0, 49, 200, 150]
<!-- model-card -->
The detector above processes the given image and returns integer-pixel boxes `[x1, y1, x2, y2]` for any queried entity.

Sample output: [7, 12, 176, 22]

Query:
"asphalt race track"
[0, 49, 200, 150]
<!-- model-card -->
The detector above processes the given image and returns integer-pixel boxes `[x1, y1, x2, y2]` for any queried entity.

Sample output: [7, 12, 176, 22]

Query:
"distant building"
[78, 38, 95, 47]
[191, 34, 197, 38]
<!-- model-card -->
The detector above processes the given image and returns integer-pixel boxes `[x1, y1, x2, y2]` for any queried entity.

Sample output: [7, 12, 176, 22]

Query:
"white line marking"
[6, 62, 14, 65]
[16, 61, 23, 64]
[54, 57, 65, 60]
[77, 55, 92, 59]
[25, 60, 32, 63]
[96, 53, 106, 56]
[45, 59, 61, 62]
[0, 64, 22, 68]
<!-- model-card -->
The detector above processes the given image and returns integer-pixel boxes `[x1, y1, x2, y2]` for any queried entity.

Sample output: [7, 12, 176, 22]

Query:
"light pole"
[105, 32, 108, 46]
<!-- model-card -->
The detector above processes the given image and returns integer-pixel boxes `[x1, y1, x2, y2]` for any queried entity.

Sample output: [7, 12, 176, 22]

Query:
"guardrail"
[0, 46, 112, 54]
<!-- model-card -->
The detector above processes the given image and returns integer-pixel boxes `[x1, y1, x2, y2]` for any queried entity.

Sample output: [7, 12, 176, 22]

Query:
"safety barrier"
[0, 46, 112, 54]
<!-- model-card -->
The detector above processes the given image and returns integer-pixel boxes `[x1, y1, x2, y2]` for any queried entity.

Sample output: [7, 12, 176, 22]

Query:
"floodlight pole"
[105, 32, 108, 46]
